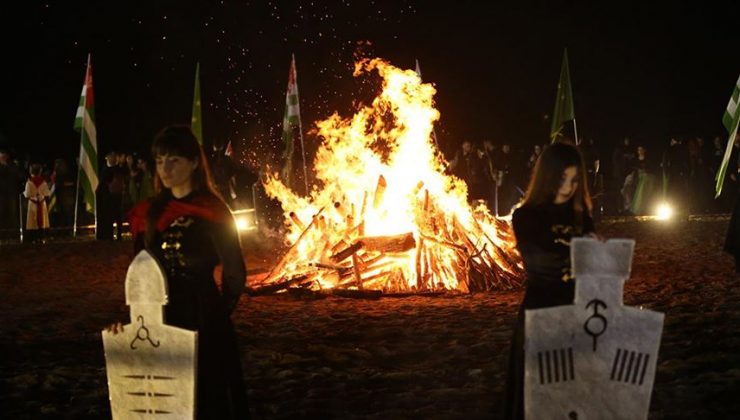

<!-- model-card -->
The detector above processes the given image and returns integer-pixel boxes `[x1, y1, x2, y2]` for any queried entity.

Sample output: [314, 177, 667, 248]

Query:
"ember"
[259, 58, 523, 294]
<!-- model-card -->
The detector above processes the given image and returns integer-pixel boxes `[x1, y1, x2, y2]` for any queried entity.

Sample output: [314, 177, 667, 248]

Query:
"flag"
[225, 140, 233, 157]
[715, 73, 740, 198]
[280, 54, 302, 188]
[74, 54, 98, 214]
[191, 62, 203, 145]
[415, 59, 439, 147]
[550, 48, 576, 142]
[48, 184, 57, 214]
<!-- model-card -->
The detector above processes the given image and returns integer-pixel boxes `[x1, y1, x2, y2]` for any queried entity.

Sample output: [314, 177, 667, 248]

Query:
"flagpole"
[293, 53, 309, 196]
[573, 118, 580, 146]
[18, 193, 24, 243]
[73, 144, 82, 237]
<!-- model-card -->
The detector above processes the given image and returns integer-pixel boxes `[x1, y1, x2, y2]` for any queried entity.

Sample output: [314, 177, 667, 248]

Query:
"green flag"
[191, 62, 203, 145]
[550, 49, 575, 142]
[73, 54, 98, 214]
[280, 54, 304, 192]
[715, 73, 740, 198]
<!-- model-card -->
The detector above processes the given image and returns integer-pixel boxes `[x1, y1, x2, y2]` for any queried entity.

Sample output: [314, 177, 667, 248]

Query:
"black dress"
[133, 192, 249, 419]
[503, 201, 594, 419]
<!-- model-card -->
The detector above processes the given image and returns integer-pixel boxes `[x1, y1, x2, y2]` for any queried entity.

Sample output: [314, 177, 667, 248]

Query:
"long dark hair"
[145, 125, 222, 248]
[520, 142, 592, 215]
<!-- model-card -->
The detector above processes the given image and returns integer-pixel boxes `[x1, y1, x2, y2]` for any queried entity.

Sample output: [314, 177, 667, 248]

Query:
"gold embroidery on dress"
[170, 217, 195, 228]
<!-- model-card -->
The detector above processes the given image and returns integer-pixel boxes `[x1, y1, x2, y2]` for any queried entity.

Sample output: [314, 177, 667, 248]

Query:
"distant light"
[232, 208, 257, 232]
[655, 203, 673, 221]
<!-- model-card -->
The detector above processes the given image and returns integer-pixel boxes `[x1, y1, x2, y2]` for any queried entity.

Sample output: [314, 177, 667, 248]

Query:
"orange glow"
[263, 58, 522, 293]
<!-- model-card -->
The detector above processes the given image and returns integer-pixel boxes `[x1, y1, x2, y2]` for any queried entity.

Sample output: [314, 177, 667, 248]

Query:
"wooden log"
[351, 253, 364, 290]
[289, 211, 306, 231]
[331, 241, 364, 262]
[358, 191, 368, 236]
[263, 206, 325, 284]
[359, 232, 416, 253]
[245, 274, 311, 296]
[373, 174, 387, 209]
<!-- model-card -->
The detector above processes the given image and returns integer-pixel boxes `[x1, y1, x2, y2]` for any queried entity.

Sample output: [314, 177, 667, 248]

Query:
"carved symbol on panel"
[583, 299, 608, 352]
[610, 348, 651, 385]
[130, 315, 161, 350]
[537, 347, 575, 384]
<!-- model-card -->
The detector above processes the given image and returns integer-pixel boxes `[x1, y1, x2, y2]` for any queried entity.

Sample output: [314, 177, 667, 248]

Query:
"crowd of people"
[2, 133, 740, 242]
[447, 135, 740, 218]
[0, 145, 253, 242]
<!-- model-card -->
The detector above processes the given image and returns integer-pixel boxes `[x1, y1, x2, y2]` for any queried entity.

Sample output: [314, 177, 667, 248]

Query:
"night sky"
[2, 1, 740, 172]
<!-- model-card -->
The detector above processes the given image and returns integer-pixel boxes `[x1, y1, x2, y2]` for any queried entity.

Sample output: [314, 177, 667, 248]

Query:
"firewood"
[351, 253, 364, 290]
[245, 274, 311, 296]
[373, 174, 387, 209]
[263, 206, 325, 284]
[331, 241, 364, 262]
[359, 232, 416, 253]
[289, 211, 306, 231]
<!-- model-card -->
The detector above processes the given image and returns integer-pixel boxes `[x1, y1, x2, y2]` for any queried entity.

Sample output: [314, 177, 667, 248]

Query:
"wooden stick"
[351, 253, 364, 290]
[289, 211, 306, 231]
[373, 174, 387, 209]
[331, 241, 364, 263]
[263, 206, 325, 284]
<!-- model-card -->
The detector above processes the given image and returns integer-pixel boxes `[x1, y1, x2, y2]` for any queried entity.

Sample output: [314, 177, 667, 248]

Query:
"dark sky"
[2, 1, 740, 170]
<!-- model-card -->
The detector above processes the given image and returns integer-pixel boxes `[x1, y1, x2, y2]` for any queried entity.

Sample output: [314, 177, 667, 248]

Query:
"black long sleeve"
[211, 217, 246, 314]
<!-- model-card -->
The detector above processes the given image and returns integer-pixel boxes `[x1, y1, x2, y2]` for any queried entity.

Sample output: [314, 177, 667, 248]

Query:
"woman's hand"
[105, 322, 125, 335]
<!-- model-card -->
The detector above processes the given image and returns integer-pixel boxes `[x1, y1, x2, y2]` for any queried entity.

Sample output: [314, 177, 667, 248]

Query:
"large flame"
[262, 58, 521, 293]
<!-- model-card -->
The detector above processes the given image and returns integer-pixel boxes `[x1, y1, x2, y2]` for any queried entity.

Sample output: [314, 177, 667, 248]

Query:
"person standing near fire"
[109, 125, 249, 419]
[23, 163, 51, 243]
[503, 142, 598, 419]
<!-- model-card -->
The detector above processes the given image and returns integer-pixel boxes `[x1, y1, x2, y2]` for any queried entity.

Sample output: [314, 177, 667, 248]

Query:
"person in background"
[503, 142, 597, 419]
[0, 149, 23, 231]
[116, 125, 249, 418]
[23, 163, 51, 243]
[449, 140, 488, 204]
[128, 156, 155, 206]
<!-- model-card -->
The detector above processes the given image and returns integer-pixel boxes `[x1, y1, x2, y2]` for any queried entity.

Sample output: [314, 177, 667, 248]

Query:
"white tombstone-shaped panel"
[102, 250, 197, 419]
[524, 238, 664, 420]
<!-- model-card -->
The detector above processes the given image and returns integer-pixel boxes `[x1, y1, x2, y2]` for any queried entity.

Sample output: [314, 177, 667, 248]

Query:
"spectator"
[23, 163, 51, 243]
[0, 149, 23, 231]
[449, 140, 488, 203]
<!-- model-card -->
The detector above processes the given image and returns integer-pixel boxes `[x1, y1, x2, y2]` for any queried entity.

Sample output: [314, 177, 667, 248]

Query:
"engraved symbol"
[537, 347, 575, 384]
[610, 348, 651, 385]
[583, 299, 607, 351]
[130, 315, 161, 350]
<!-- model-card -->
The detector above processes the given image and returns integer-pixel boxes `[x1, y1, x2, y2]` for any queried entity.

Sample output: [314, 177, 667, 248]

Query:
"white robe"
[24, 180, 51, 229]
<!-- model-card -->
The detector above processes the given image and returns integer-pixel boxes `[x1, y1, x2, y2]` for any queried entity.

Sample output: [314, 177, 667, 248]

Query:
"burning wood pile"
[252, 58, 523, 296]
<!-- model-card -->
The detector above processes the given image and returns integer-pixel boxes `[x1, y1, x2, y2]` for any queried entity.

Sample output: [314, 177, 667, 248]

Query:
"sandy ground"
[1, 217, 739, 419]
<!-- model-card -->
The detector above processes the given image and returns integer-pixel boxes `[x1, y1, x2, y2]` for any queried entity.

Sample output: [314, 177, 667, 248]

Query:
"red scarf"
[30, 175, 45, 188]
[128, 193, 232, 243]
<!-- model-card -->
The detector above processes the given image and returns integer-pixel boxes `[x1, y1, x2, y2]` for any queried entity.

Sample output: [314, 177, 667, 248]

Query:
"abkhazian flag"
[191, 62, 203, 145]
[550, 48, 575, 143]
[715, 73, 740, 198]
[74, 54, 98, 214]
[280, 54, 301, 185]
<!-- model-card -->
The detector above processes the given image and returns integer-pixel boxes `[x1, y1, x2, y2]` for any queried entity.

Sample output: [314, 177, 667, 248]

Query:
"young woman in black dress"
[503, 142, 597, 419]
[112, 125, 249, 418]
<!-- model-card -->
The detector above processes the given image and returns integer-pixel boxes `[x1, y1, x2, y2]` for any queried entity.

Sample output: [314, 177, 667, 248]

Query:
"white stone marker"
[102, 250, 197, 419]
[525, 238, 664, 420]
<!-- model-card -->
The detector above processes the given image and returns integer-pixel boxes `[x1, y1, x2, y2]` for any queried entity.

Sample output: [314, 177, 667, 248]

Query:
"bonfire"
[257, 58, 523, 295]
